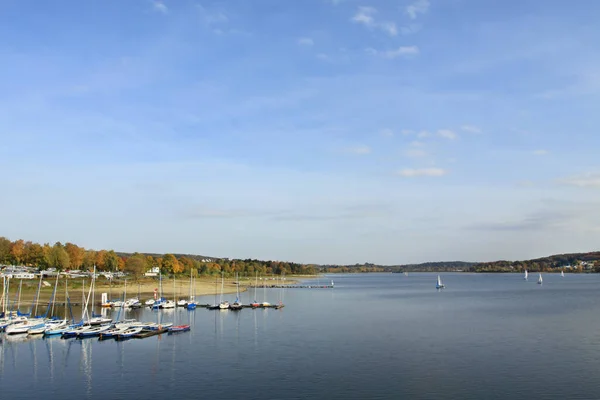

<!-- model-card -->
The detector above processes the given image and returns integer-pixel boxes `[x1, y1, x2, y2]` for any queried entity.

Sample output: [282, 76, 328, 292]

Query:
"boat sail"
[219, 271, 229, 309]
[230, 273, 242, 311]
[524, 270, 528, 280]
[537, 274, 543, 285]
[561, 270, 565, 277]
[436, 275, 445, 289]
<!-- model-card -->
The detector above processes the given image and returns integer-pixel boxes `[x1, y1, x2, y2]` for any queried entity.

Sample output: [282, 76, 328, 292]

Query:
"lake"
[2, 273, 600, 399]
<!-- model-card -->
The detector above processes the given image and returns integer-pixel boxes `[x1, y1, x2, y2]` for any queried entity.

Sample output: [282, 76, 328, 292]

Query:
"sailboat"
[207, 274, 219, 310]
[219, 272, 229, 309]
[250, 272, 261, 308]
[561, 270, 565, 277]
[524, 270, 528, 280]
[537, 273, 543, 285]
[160, 276, 176, 309]
[261, 275, 271, 307]
[186, 272, 197, 310]
[436, 275, 445, 289]
[230, 273, 242, 311]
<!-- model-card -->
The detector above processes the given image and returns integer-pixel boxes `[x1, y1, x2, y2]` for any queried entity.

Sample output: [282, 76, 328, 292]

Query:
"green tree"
[104, 250, 120, 271]
[45, 243, 70, 270]
[24, 242, 45, 267]
[124, 253, 148, 279]
[0, 237, 11, 264]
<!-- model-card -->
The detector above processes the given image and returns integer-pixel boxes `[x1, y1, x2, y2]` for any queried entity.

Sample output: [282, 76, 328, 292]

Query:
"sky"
[1, 0, 600, 265]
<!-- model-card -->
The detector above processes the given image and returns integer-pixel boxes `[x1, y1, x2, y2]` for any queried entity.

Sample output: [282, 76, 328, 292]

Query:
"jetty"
[246, 284, 333, 289]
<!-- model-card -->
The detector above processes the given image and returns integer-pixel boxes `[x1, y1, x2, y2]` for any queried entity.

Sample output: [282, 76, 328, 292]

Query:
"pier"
[246, 284, 333, 289]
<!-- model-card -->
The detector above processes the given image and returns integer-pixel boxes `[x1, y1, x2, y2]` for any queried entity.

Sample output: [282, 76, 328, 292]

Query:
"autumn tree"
[161, 254, 183, 275]
[125, 253, 148, 279]
[64, 243, 85, 270]
[95, 250, 107, 270]
[9, 239, 25, 265]
[83, 250, 97, 271]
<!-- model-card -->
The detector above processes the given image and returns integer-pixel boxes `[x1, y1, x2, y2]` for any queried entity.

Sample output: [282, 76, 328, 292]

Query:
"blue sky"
[2, 0, 600, 264]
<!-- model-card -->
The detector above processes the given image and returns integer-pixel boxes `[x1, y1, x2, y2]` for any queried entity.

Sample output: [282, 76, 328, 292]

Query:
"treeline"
[0, 237, 317, 278]
[323, 261, 473, 273]
[472, 252, 600, 273]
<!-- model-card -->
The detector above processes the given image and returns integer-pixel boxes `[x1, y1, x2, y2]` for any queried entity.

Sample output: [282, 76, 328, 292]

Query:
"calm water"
[3, 273, 600, 399]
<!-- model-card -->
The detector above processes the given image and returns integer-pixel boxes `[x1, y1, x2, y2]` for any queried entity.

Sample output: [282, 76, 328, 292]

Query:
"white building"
[145, 267, 160, 277]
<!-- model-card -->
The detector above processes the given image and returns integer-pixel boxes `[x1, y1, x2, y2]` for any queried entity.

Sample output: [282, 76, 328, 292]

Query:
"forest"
[2, 236, 599, 277]
[0, 237, 317, 278]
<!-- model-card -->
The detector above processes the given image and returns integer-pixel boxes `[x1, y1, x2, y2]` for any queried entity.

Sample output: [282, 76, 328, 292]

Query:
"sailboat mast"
[50, 273, 59, 317]
[16, 279, 22, 311]
[33, 273, 42, 316]
[64, 276, 68, 320]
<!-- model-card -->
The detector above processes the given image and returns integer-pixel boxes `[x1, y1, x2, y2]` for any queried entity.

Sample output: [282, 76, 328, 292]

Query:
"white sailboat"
[219, 272, 229, 309]
[436, 275, 445, 289]
[230, 272, 242, 310]
[537, 273, 543, 285]
[561, 270, 565, 277]
[524, 270, 528, 280]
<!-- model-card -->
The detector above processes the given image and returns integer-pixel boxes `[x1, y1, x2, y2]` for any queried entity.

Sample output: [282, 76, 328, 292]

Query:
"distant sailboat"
[561, 270, 565, 277]
[436, 275, 445, 289]
[537, 274, 543, 285]
[524, 270, 528, 280]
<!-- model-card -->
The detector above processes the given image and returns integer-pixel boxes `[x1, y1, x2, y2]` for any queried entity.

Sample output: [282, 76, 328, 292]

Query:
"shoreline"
[1, 275, 318, 305]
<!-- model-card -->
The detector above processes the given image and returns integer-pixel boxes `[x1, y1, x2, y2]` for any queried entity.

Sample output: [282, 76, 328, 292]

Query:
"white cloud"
[404, 149, 428, 158]
[381, 128, 394, 137]
[153, 1, 168, 14]
[352, 7, 398, 37]
[344, 146, 372, 155]
[365, 46, 419, 59]
[298, 37, 314, 46]
[532, 149, 549, 156]
[405, 0, 430, 20]
[437, 129, 457, 140]
[410, 140, 425, 147]
[417, 130, 431, 138]
[401, 129, 414, 135]
[352, 6, 376, 24]
[396, 168, 447, 177]
[461, 125, 482, 134]
[558, 173, 600, 188]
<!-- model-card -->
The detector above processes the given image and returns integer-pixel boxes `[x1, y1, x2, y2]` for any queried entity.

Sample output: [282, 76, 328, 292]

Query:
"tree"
[24, 242, 45, 267]
[9, 239, 25, 265]
[45, 243, 70, 270]
[104, 250, 120, 271]
[65, 243, 85, 270]
[161, 254, 182, 275]
[95, 250, 107, 270]
[83, 250, 97, 271]
[125, 253, 148, 279]
[0, 237, 11, 264]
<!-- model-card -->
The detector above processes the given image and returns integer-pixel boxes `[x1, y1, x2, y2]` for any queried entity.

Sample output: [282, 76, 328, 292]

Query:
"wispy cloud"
[532, 149, 549, 156]
[153, 1, 168, 14]
[416, 130, 431, 138]
[467, 210, 571, 232]
[461, 125, 482, 134]
[298, 37, 314, 46]
[198, 4, 228, 27]
[380, 128, 394, 137]
[437, 129, 457, 140]
[396, 167, 447, 177]
[344, 145, 372, 155]
[558, 173, 600, 188]
[352, 7, 398, 36]
[405, 0, 430, 20]
[366, 46, 419, 59]
[401, 129, 414, 135]
[404, 149, 428, 158]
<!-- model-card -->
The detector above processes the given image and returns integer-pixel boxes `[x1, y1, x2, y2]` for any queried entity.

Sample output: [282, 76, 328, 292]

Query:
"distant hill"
[115, 252, 218, 262]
